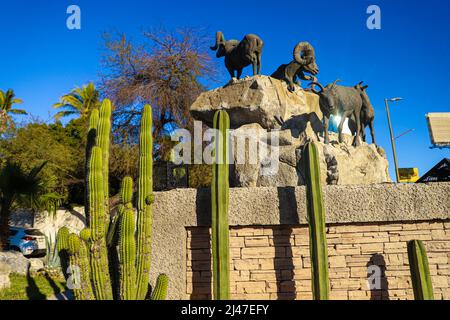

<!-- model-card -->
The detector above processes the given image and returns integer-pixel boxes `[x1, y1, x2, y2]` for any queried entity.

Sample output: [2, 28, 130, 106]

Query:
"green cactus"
[407, 240, 434, 300]
[56, 102, 163, 300]
[96, 100, 111, 213]
[88, 146, 113, 300]
[136, 105, 154, 300]
[85, 109, 99, 222]
[118, 177, 137, 300]
[56, 102, 162, 300]
[151, 274, 169, 300]
[67, 233, 94, 300]
[211, 110, 230, 300]
[303, 141, 329, 300]
[56, 227, 70, 280]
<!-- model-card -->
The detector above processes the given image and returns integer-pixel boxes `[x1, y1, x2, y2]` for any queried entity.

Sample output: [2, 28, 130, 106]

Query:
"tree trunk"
[0, 198, 12, 250]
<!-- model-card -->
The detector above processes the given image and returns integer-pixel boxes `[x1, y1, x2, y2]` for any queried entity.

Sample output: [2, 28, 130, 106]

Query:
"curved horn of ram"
[293, 42, 314, 65]
[210, 31, 225, 51]
[309, 82, 325, 94]
[332, 79, 342, 86]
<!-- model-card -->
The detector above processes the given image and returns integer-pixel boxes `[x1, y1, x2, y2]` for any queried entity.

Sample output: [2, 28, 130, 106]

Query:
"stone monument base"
[190, 75, 392, 187]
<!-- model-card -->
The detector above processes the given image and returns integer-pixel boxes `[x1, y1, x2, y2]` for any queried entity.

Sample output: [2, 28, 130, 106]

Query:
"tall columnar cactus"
[211, 110, 230, 300]
[96, 100, 111, 213]
[85, 109, 99, 222]
[302, 142, 330, 300]
[407, 240, 434, 300]
[88, 146, 113, 300]
[151, 274, 169, 300]
[118, 177, 137, 300]
[57, 101, 165, 300]
[136, 105, 154, 300]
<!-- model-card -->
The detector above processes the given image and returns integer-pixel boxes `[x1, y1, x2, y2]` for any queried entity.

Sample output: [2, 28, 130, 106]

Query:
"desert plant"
[151, 273, 169, 300]
[407, 240, 434, 300]
[57, 100, 167, 300]
[44, 233, 61, 270]
[302, 141, 330, 300]
[211, 110, 230, 300]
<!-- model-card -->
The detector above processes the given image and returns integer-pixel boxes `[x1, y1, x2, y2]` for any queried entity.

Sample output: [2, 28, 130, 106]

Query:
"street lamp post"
[384, 97, 403, 183]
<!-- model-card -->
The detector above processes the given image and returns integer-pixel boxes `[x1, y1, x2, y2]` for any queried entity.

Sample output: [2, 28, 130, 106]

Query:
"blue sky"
[0, 0, 449, 179]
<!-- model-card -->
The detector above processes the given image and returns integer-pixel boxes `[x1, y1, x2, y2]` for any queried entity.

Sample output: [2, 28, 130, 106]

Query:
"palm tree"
[53, 82, 101, 121]
[0, 89, 27, 133]
[0, 162, 47, 249]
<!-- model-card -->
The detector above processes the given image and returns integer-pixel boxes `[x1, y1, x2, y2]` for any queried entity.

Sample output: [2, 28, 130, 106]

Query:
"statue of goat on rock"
[210, 31, 264, 80]
[309, 80, 364, 147]
[271, 42, 319, 92]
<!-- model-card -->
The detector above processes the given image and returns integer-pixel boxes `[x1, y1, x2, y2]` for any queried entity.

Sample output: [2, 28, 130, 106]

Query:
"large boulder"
[0, 251, 30, 275]
[190, 75, 322, 130]
[0, 262, 11, 289]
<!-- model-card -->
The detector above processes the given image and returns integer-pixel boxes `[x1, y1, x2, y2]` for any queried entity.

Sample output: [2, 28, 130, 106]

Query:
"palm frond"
[8, 108, 27, 115]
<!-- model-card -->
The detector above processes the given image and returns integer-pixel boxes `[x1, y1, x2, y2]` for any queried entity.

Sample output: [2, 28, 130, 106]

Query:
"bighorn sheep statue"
[348, 81, 377, 145]
[271, 42, 319, 92]
[309, 80, 363, 147]
[210, 31, 264, 80]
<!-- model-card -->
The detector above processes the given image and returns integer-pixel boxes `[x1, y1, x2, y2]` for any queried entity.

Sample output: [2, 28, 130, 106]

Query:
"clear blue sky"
[0, 0, 449, 179]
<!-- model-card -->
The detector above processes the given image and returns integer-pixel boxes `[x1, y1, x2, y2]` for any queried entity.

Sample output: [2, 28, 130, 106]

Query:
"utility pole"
[385, 97, 403, 183]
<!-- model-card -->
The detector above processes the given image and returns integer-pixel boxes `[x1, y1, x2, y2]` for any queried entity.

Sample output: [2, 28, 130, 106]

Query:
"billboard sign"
[426, 113, 450, 148]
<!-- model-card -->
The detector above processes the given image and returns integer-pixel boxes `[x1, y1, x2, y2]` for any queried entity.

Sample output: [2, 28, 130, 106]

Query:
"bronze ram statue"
[271, 42, 319, 92]
[348, 81, 377, 145]
[210, 31, 263, 80]
[309, 80, 363, 147]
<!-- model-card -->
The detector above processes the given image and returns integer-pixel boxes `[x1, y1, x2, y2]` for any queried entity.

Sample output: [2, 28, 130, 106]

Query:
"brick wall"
[186, 221, 450, 300]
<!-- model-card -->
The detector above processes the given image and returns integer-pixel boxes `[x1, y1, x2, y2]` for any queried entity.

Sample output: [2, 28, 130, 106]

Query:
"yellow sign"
[398, 168, 420, 183]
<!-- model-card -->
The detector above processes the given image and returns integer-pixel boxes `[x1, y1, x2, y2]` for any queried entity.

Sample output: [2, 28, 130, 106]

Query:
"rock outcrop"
[0, 251, 30, 275]
[191, 76, 322, 130]
[0, 262, 11, 289]
[190, 75, 392, 187]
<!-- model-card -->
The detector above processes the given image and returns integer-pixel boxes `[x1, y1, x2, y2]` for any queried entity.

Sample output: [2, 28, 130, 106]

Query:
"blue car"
[8, 227, 47, 257]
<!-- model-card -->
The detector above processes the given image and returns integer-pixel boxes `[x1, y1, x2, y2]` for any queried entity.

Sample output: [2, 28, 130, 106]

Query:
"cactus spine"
[57, 101, 162, 300]
[136, 105, 154, 300]
[303, 142, 329, 300]
[211, 110, 230, 300]
[151, 274, 169, 300]
[407, 240, 434, 300]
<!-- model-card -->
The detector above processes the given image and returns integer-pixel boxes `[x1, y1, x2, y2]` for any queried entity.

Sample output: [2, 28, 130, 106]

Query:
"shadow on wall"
[274, 187, 298, 300]
[189, 228, 212, 300]
[367, 253, 390, 300]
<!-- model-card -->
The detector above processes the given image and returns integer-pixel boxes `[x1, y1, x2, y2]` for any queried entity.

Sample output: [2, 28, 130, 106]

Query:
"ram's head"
[294, 42, 319, 75]
[210, 31, 238, 58]
[309, 79, 341, 114]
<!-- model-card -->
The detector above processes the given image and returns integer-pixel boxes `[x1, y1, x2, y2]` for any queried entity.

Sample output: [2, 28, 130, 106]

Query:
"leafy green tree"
[0, 162, 46, 249]
[0, 89, 27, 134]
[53, 83, 101, 121]
[0, 122, 83, 204]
